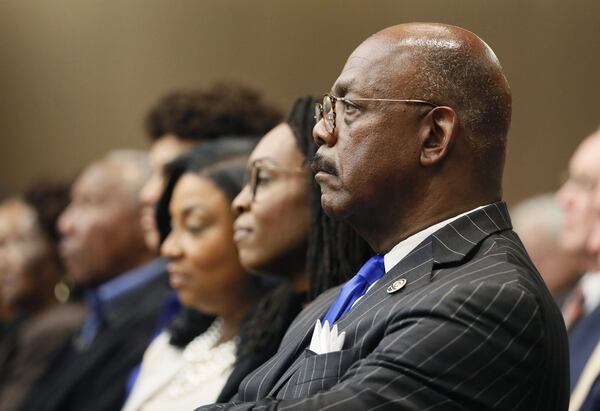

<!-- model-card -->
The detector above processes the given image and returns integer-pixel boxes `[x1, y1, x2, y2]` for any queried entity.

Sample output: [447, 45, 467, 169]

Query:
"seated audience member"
[0, 181, 85, 411]
[125, 98, 372, 411]
[557, 129, 600, 330]
[511, 193, 586, 302]
[18, 150, 166, 411]
[127, 83, 281, 393]
[197, 23, 568, 411]
[123, 139, 267, 410]
[560, 128, 600, 411]
[224, 96, 372, 401]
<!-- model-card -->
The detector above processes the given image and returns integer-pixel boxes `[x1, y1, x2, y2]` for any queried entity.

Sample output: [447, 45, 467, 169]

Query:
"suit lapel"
[431, 201, 512, 266]
[266, 202, 512, 397]
[336, 238, 435, 331]
[266, 290, 338, 396]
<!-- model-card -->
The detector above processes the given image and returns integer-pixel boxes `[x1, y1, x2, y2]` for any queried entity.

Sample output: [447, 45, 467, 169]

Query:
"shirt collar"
[86, 258, 167, 320]
[580, 271, 600, 314]
[384, 205, 487, 273]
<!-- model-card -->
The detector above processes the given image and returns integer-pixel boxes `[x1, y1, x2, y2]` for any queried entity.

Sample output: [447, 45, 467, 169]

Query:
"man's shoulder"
[432, 229, 538, 287]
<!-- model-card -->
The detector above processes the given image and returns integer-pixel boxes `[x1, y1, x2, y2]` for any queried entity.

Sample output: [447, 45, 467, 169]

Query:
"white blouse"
[123, 318, 237, 411]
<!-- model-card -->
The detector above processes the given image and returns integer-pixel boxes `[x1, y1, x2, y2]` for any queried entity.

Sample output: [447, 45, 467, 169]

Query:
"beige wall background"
[0, 0, 598, 205]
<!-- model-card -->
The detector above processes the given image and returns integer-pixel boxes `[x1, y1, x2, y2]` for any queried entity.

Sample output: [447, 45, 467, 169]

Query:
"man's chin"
[320, 191, 352, 220]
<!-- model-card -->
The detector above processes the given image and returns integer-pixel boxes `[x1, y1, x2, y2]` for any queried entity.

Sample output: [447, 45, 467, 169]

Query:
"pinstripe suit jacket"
[197, 202, 569, 410]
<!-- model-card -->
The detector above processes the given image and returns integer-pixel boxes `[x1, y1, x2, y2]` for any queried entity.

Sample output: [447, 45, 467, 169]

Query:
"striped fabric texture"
[197, 202, 569, 411]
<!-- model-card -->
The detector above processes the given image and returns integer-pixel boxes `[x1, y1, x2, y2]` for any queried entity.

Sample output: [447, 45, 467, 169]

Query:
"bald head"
[556, 128, 600, 259]
[58, 150, 152, 288]
[374, 24, 511, 136]
[350, 23, 511, 189]
[313, 23, 512, 251]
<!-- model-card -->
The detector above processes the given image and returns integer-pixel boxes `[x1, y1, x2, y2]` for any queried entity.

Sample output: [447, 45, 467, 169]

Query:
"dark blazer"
[569, 301, 600, 410]
[197, 202, 569, 411]
[17, 269, 169, 411]
[0, 303, 85, 411]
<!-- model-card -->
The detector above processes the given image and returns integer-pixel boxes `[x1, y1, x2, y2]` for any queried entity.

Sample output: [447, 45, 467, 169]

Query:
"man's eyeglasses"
[314, 93, 438, 134]
[246, 159, 305, 201]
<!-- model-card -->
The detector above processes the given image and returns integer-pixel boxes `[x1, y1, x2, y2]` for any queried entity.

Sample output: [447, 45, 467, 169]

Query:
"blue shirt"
[77, 258, 168, 347]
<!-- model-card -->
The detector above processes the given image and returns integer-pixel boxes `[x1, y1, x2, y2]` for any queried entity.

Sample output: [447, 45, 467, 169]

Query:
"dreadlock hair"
[155, 136, 260, 348]
[287, 96, 374, 298]
[237, 96, 373, 361]
[145, 82, 283, 142]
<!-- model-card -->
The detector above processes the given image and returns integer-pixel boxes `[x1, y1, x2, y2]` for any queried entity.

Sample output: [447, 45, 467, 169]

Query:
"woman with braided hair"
[224, 96, 373, 402]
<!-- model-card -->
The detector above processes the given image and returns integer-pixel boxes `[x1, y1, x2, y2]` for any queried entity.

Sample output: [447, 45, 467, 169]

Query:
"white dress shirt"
[311, 205, 489, 355]
[360, 205, 487, 303]
[580, 271, 600, 315]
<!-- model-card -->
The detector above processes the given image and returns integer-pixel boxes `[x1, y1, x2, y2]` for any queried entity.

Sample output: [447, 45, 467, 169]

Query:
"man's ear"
[418, 106, 458, 167]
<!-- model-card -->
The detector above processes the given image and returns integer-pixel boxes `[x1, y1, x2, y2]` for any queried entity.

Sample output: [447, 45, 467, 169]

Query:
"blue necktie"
[322, 255, 385, 325]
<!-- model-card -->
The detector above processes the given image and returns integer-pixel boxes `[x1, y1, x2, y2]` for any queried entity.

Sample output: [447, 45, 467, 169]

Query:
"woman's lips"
[233, 227, 252, 243]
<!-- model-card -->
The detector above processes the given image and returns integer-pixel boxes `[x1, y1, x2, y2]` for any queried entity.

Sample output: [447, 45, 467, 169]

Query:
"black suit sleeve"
[195, 282, 544, 411]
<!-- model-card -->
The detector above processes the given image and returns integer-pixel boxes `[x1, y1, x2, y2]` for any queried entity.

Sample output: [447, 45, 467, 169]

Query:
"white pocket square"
[308, 320, 346, 355]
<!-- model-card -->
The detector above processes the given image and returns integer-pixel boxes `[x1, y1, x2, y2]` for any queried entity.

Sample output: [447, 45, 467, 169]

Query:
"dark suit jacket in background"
[197, 202, 569, 411]
[0, 303, 85, 411]
[17, 267, 169, 411]
[569, 302, 600, 411]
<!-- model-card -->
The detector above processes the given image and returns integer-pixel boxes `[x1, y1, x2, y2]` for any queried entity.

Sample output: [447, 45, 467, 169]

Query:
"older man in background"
[556, 130, 600, 332]
[560, 128, 600, 411]
[18, 150, 165, 411]
[511, 194, 586, 303]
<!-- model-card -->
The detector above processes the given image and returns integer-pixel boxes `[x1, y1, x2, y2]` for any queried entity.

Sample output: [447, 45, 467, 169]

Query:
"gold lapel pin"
[387, 278, 407, 294]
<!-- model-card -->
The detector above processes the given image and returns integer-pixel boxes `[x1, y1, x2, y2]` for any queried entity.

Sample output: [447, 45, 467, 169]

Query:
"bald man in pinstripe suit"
[197, 23, 569, 411]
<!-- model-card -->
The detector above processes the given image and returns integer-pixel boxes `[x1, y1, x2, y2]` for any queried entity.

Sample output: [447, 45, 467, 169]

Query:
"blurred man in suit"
[559, 128, 600, 411]
[18, 150, 166, 411]
[556, 130, 600, 327]
[511, 194, 586, 303]
[197, 23, 568, 410]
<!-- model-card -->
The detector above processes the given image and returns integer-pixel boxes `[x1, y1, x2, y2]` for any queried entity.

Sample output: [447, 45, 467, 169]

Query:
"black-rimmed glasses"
[314, 93, 438, 134]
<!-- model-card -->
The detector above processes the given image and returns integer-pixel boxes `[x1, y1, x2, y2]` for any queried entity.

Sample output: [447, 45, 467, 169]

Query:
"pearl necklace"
[166, 317, 238, 397]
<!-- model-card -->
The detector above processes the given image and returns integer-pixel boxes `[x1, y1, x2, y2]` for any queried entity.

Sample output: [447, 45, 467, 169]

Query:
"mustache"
[311, 154, 338, 176]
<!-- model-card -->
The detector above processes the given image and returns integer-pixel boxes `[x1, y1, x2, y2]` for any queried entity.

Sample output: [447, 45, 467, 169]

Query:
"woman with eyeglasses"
[124, 98, 372, 410]
[220, 96, 373, 402]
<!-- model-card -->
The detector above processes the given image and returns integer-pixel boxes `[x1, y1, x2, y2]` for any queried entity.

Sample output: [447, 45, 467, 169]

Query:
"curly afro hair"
[144, 81, 282, 142]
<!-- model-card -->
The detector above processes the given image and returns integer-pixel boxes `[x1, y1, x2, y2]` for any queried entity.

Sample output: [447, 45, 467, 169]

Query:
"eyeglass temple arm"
[346, 97, 438, 106]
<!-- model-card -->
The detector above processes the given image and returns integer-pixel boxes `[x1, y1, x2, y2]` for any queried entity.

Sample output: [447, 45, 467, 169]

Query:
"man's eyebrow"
[332, 79, 353, 97]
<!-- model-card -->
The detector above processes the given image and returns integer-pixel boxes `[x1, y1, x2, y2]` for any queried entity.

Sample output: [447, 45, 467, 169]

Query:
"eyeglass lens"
[322, 95, 335, 133]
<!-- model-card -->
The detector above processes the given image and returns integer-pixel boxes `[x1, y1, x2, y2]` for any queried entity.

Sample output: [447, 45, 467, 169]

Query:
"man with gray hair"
[511, 193, 586, 301]
[19, 150, 168, 411]
[557, 128, 600, 411]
